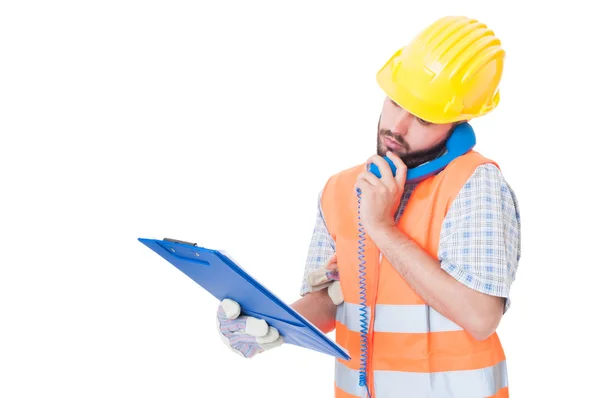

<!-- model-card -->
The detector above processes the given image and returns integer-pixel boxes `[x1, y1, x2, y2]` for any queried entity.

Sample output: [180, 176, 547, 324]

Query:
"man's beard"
[377, 128, 449, 169]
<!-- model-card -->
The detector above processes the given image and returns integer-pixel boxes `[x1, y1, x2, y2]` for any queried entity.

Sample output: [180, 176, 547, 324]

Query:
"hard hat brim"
[376, 47, 500, 124]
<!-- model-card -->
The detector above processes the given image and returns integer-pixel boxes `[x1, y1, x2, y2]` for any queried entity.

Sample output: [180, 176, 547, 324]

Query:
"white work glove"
[307, 254, 344, 305]
[217, 298, 283, 358]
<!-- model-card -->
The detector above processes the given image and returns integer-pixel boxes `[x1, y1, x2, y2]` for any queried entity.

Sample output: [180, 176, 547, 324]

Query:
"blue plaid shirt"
[300, 163, 521, 312]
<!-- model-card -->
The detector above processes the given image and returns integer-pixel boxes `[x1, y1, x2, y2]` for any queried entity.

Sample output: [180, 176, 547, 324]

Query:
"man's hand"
[354, 152, 407, 235]
[307, 254, 344, 305]
[217, 299, 283, 358]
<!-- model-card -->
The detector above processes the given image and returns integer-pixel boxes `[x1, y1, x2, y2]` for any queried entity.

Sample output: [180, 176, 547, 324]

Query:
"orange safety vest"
[320, 151, 509, 398]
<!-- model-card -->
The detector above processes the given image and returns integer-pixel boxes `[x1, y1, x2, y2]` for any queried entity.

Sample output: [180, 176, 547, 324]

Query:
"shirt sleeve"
[438, 163, 522, 312]
[299, 190, 336, 296]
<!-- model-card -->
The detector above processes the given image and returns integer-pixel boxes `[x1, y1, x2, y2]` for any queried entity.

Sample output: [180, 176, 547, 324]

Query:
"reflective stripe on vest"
[336, 302, 463, 333]
[335, 359, 509, 398]
[334, 301, 507, 373]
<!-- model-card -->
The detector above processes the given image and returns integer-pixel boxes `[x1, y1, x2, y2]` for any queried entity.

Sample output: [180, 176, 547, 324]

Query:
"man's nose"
[393, 111, 412, 135]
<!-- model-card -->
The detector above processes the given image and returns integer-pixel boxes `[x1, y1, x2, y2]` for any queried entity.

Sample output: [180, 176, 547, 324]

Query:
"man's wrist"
[370, 222, 409, 246]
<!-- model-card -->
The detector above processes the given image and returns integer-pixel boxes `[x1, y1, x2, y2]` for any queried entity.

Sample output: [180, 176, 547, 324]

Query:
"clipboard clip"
[163, 237, 197, 246]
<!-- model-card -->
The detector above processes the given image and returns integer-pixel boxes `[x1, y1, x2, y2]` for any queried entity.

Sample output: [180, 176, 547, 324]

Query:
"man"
[217, 15, 521, 398]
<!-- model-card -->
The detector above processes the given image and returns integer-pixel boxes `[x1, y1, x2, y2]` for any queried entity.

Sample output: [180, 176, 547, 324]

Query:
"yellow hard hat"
[376, 16, 505, 124]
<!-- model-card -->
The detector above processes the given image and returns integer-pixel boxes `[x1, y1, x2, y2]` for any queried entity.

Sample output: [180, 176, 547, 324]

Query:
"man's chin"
[377, 150, 435, 169]
[377, 146, 412, 165]
[377, 145, 402, 158]
[377, 142, 448, 169]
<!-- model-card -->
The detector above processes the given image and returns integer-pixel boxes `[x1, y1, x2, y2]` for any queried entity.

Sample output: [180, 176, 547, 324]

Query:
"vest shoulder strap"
[320, 163, 365, 241]
[400, 150, 499, 255]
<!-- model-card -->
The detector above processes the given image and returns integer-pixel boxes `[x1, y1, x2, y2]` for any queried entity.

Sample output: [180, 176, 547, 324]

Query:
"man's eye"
[417, 117, 431, 125]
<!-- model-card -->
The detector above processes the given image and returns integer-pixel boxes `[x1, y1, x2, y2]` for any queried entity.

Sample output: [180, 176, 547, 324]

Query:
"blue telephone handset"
[356, 122, 476, 397]
[368, 122, 476, 182]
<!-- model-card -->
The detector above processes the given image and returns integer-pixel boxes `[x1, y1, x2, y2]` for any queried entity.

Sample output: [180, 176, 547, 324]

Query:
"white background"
[1, 1, 599, 397]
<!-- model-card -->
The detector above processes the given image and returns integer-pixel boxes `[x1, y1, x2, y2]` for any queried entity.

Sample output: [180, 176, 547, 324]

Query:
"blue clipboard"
[138, 237, 350, 360]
